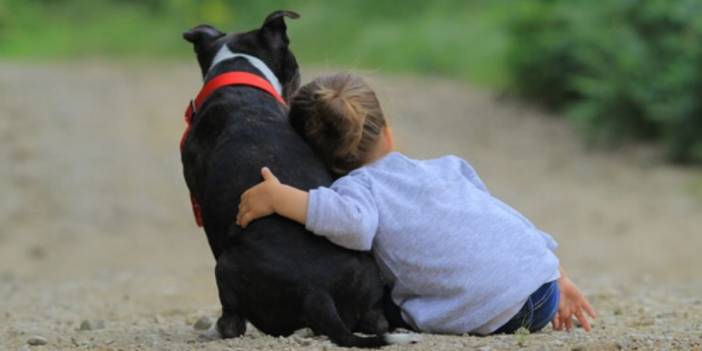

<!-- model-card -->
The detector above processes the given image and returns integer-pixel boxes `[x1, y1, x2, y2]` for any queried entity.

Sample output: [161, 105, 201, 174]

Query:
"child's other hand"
[236, 167, 280, 228]
[552, 276, 597, 332]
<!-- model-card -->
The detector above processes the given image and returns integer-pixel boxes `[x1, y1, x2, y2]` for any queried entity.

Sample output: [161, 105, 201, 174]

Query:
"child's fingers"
[560, 306, 573, 331]
[552, 314, 561, 331]
[261, 167, 276, 181]
[236, 201, 251, 227]
[575, 309, 591, 331]
[239, 211, 252, 228]
[583, 300, 597, 319]
[242, 184, 264, 200]
[235, 206, 242, 225]
[236, 211, 244, 227]
[237, 203, 248, 219]
[565, 314, 574, 331]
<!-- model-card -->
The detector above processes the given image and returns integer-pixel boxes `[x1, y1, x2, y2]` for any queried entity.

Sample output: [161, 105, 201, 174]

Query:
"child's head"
[290, 73, 392, 175]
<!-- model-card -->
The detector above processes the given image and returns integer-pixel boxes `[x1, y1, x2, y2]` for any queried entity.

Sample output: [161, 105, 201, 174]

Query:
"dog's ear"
[259, 10, 300, 47]
[183, 24, 225, 45]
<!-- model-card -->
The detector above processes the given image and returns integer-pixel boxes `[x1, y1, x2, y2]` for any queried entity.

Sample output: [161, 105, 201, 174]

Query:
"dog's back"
[181, 12, 401, 348]
[186, 79, 381, 335]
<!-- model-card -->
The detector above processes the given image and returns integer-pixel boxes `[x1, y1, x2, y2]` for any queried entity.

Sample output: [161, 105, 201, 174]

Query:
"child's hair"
[289, 73, 387, 175]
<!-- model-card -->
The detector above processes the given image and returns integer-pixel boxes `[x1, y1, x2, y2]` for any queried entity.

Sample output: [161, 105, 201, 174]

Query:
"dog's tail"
[303, 290, 421, 348]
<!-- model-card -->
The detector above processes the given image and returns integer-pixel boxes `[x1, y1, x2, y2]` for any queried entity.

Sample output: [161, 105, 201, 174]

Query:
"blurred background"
[3, 0, 702, 162]
[1, 1, 702, 350]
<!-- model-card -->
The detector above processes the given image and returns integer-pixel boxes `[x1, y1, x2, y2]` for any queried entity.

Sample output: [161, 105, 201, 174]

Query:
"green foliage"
[514, 326, 530, 347]
[0, 0, 516, 87]
[0, 0, 263, 58]
[4, 0, 702, 163]
[507, 0, 702, 163]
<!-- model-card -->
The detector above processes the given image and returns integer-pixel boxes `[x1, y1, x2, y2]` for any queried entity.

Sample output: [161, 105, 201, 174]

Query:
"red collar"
[181, 71, 287, 227]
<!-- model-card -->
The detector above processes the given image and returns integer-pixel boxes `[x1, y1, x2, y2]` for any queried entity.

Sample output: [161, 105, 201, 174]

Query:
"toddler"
[236, 73, 595, 335]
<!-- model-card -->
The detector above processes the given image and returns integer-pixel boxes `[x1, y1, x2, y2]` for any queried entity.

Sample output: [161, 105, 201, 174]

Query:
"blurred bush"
[2, 0, 701, 163]
[507, 0, 702, 163]
[0, 0, 513, 86]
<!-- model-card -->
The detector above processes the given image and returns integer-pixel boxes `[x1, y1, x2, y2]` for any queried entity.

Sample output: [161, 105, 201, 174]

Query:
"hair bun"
[290, 73, 386, 175]
[315, 79, 367, 157]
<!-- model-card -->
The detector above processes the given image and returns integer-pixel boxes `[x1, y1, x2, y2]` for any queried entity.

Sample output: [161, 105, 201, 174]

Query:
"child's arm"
[236, 167, 308, 227]
[236, 167, 379, 251]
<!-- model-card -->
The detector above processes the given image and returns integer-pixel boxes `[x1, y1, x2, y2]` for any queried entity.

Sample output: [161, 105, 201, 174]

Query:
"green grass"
[0, 0, 517, 88]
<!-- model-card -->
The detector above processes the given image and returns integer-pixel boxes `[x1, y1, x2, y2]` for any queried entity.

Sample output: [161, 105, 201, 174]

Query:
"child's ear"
[383, 127, 395, 151]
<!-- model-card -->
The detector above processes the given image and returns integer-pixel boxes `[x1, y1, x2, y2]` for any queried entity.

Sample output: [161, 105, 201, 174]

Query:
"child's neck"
[363, 128, 394, 165]
[364, 141, 393, 165]
[365, 149, 392, 165]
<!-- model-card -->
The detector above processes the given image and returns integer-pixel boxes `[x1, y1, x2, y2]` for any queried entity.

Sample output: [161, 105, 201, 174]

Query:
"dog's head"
[183, 10, 301, 100]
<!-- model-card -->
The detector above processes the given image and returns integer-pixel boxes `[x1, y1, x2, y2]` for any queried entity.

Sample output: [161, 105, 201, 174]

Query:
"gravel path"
[1, 61, 701, 350]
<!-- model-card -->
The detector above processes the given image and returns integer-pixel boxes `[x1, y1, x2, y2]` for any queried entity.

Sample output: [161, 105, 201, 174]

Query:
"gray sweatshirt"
[306, 152, 560, 334]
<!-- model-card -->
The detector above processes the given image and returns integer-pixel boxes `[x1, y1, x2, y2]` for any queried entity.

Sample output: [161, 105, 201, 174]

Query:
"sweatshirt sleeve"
[501, 204, 559, 252]
[537, 229, 559, 252]
[453, 156, 490, 194]
[305, 173, 379, 251]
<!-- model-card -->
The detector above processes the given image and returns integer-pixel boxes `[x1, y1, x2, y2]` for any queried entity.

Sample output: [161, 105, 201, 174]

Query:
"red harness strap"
[181, 71, 287, 227]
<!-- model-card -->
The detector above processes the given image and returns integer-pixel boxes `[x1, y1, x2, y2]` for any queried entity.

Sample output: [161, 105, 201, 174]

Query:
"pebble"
[292, 335, 312, 346]
[193, 316, 212, 330]
[26, 335, 47, 345]
[27, 245, 47, 260]
[293, 328, 314, 338]
[79, 319, 105, 331]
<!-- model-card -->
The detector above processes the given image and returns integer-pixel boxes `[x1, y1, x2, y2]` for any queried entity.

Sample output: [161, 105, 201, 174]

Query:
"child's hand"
[236, 167, 281, 228]
[552, 276, 597, 332]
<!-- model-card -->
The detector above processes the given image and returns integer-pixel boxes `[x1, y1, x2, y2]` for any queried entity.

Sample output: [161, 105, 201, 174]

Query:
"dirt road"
[1, 61, 701, 350]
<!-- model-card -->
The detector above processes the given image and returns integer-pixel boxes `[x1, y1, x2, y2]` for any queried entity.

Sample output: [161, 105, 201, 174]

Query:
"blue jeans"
[492, 280, 560, 334]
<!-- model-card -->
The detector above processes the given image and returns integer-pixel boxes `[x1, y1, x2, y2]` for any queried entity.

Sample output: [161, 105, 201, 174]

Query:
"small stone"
[293, 328, 314, 338]
[79, 319, 105, 331]
[193, 316, 212, 331]
[71, 337, 80, 347]
[26, 335, 47, 345]
[27, 245, 46, 260]
[292, 335, 311, 346]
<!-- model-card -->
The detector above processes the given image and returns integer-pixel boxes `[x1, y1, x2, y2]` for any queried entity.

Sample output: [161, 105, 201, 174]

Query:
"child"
[236, 73, 596, 335]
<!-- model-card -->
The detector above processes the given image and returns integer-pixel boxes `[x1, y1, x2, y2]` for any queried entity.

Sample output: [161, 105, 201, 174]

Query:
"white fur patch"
[208, 44, 283, 95]
[383, 332, 423, 345]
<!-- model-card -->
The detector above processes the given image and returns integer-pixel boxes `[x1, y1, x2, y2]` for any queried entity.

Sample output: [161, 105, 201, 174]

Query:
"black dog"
[180, 11, 415, 348]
